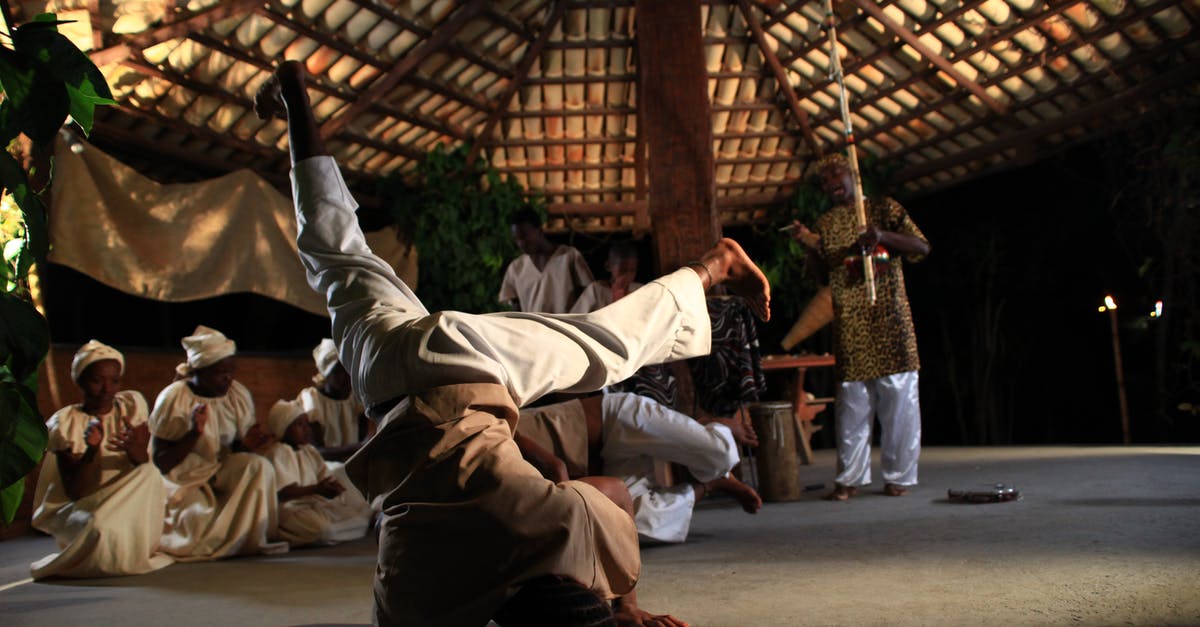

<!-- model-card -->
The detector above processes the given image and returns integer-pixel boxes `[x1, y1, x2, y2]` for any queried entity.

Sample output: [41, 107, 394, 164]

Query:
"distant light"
[1098, 306, 1107, 313]
[1154, 300, 1163, 317]
[1104, 295, 1117, 310]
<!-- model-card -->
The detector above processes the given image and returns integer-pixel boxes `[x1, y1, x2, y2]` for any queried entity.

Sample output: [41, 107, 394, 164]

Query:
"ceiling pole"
[737, 0, 822, 158]
[848, 0, 1008, 116]
[466, 1, 565, 168]
[636, 0, 719, 274]
[318, 0, 490, 141]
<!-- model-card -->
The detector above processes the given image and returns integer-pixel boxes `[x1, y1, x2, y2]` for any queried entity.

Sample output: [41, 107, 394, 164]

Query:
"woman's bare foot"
[823, 484, 858, 501]
[883, 483, 909, 497]
[693, 238, 771, 321]
[708, 475, 763, 514]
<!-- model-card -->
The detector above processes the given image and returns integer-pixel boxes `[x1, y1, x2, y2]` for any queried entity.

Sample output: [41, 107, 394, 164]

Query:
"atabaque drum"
[746, 401, 801, 501]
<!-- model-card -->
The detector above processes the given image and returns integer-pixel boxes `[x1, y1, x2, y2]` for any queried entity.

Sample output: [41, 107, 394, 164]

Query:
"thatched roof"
[24, 0, 1200, 231]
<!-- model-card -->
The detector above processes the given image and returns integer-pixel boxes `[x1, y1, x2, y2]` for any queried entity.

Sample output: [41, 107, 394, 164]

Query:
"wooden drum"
[746, 401, 801, 501]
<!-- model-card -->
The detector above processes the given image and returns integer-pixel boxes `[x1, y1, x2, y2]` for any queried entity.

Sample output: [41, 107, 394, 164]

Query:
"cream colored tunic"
[265, 442, 371, 546]
[149, 380, 285, 560]
[30, 391, 173, 579]
[297, 386, 364, 448]
[498, 245, 594, 313]
[293, 156, 714, 625]
[569, 281, 644, 313]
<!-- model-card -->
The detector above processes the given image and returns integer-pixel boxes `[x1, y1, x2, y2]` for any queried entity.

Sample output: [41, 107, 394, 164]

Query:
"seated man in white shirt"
[498, 208, 594, 313]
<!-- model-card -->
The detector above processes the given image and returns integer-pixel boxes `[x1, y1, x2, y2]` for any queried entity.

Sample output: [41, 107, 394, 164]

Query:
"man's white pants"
[600, 393, 739, 543]
[290, 157, 712, 409]
[834, 370, 921, 487]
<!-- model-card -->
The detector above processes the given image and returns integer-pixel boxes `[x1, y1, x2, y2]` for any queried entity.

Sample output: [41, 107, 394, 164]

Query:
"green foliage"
[0, 15, 113, 522]
[378, 144, 536, 313]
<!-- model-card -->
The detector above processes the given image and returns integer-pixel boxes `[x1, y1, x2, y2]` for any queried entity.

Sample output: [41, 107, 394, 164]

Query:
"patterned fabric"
[691, 296, 767, 415]
[609, 363, 676, 408]
[612, 297, 766, 416]
[814, 197, 928, 382]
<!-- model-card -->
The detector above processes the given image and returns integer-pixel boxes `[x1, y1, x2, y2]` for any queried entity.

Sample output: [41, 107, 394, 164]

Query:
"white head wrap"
[175, 325, 237, 377]
[71, 340, 125, 382]
[267, 399, 307, 440]
[311, 338, 340, 386]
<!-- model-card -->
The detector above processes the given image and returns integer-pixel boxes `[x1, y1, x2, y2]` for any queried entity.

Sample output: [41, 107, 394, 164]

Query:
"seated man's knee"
[578, 476, 634, 518]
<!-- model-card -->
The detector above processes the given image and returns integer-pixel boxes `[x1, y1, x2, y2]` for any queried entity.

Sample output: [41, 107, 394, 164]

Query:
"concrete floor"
[2, 446, 1198, 626]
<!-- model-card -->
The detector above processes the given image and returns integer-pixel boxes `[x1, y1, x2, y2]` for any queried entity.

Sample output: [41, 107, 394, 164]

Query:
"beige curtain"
[49, 140, 416, 317]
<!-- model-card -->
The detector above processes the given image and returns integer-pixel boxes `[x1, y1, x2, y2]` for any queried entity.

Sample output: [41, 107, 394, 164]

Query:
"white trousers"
[834, 370, 921, 487]
[601, 393, 739, 543]
[290, 157, 712, 409]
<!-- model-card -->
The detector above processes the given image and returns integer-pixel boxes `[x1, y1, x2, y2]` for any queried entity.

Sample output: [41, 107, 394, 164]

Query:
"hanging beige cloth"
[30, 391, 174, 579]
[148, 380, 286, 560]
[47, 140, 415, 316]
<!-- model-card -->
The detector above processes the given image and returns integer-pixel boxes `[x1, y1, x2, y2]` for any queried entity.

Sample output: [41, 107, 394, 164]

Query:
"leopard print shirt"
[814, 197, 929, 382]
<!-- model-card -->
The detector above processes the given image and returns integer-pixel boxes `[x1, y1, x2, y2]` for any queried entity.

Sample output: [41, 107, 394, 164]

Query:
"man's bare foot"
[711, 414, 758, 448]
[694, 238, 771, 321]
[708, 475, 762, 514]
[883, 483, 909, 497]
[823, 484, 857, 501]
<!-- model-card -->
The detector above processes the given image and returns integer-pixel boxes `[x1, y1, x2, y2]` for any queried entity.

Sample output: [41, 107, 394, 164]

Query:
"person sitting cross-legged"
[517, 392, 762, 544]
[30, 340, 173, 579]
[261, 399, 373, 547]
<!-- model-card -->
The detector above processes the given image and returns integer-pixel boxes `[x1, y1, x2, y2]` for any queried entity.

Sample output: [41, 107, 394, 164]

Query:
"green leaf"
[0, 291, 49, 382]
[0, 377, 46, 523]
[12, 17, 114, 138]
[1, 479, 24, 524]
[0, 150, 49, 262]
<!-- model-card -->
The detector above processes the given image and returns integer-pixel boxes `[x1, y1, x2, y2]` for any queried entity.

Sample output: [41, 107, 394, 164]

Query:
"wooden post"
[635, 0, 719, 273]
[1108, 307, 1132, 444]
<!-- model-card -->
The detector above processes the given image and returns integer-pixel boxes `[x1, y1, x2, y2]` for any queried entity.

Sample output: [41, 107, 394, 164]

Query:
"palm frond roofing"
[36, 0, 1200, 231]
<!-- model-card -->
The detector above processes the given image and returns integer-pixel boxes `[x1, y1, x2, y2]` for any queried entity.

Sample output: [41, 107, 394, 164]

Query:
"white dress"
[30, 391, 173, 579]
[148, 380, 286, 560]
[296, 386, 363, 448]
[265, 442, 372, 546]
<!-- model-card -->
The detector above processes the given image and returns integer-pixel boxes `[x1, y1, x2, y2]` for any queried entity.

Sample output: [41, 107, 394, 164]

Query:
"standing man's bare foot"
[883, 483, 910, 497]
[690, 238, 771, 321]
[823, 484, 857, 501]
[707, 475, 763, 514]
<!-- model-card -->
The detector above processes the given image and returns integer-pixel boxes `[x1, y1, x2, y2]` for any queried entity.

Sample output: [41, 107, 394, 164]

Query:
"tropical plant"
[378, 144, 539, 314]
[0, 14, 114, 522]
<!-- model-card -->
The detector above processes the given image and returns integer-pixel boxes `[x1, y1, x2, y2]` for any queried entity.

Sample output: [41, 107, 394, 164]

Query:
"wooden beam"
[468, 2, 567, 166]
[737, 0, 822, 157]
[637, 0, 720, 273]
[848, 0, 1008, 116]
[319, 0, 490, 140]
[895, 58, 1200, 183]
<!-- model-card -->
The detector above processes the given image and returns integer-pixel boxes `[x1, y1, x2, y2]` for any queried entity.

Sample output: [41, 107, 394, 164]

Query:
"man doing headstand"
[256, 60, 770, 626]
